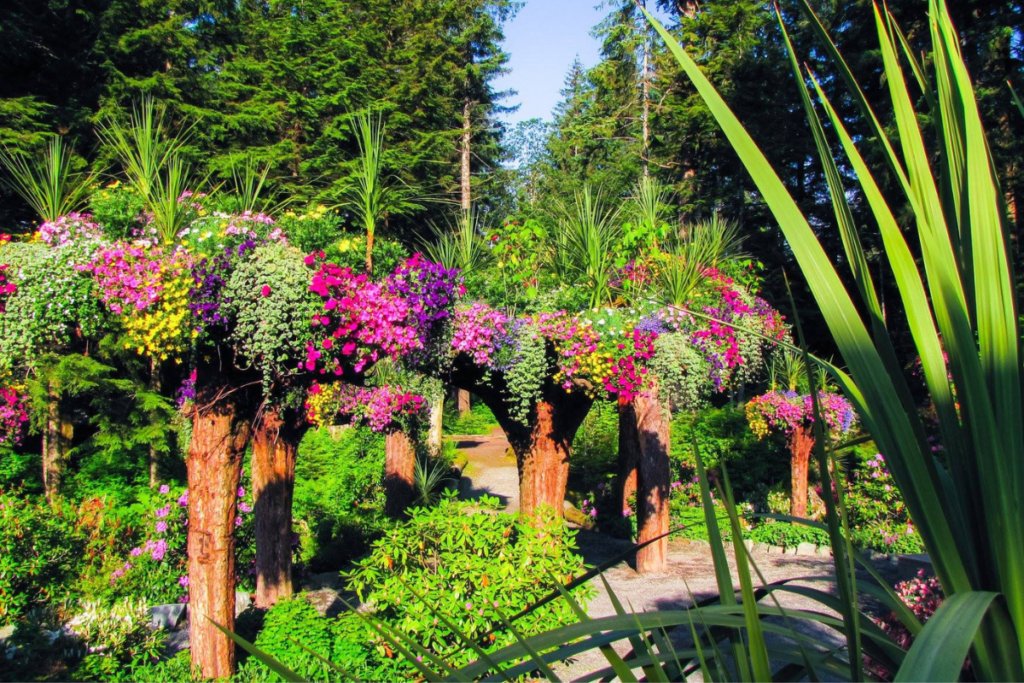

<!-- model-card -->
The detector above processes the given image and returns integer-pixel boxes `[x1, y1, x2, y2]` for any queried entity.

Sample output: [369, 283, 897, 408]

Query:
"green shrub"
[293, 426, 388, 572]
[343, 494, 595, 671]
[0, 490, 87, 622]
[669, 500, 739, 543]
[443, 399, 499, 436]
[65, 599, 165, 681]
[87, 184, 146, 240]
[238, 595, 352, 682]
[747, 521, 831, 550]
[843, 453, 924, 555]
[672, 405, 789, 508]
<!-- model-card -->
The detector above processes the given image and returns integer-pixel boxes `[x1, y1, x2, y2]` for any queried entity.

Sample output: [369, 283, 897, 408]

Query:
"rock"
[235, 591, 252, 616]
[164, 627, 190, 656]
[897, 553, 933, 581]
[743, 539, 754, 551]
[751, 542, 766, 554]
[306, 589, 345, 618]
[784, 546, 799, 556]
[815, 545, 832, 556]
[796, 542, 818, 556]
[148, 604, 187, 630]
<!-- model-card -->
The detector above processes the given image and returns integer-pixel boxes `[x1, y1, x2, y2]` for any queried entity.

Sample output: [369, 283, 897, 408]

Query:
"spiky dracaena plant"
[0, 136, 96, 222]
[98, 97, 192, 202]
[554, 184, 623, 307]
[421, 206, 491, 277]
[656, 214, 745, 307]
[341, 111, 420, 275]
[637, 0, 1024, 679]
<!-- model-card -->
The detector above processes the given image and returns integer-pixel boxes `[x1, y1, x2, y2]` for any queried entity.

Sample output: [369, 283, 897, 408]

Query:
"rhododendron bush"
[103, 484, 255, 606]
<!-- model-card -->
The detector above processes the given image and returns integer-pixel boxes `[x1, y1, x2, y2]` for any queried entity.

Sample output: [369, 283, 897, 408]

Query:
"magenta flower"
[158, 484, 170, 494]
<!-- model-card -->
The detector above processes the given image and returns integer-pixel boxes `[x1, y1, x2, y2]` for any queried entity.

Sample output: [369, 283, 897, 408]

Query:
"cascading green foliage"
[222, 242, 321, 389]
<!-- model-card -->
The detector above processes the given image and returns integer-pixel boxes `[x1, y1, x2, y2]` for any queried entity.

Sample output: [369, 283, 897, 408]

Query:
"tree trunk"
[788, 425, 815, 519]
[516, 400, 571, 516]
[365, 226, 374, 276]
[457, 389, 471, 417]
[617, 394, 640, 517]
[385, 430, 416, 518]
[427, 393, 443, 455]
[149, 358, 162, 487]
[42, 398, 72, 503]
[461, 97, 472, 211]
[187, 364, 257, 680]
[501, 387, 592, 519]
[634, 378, 671, 574]
[446, 361, 592, 521]
[251, 405, 305, 609]
[639, 0, 650, 178]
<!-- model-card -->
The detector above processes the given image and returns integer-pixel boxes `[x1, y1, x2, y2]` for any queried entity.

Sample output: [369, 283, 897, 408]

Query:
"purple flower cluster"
[175, 370, 197, 409]
[388, 253, 464, 343]
[634, 314, 669, 335]
[188, 238, 258, 329]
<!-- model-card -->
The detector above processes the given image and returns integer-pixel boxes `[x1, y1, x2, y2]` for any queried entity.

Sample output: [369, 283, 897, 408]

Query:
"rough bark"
[251, 405, 305, 609]
[634, 378, 671, 574]
[186, 360, 258, 680]
[427, 393, 443, 455]
[365, 228, 374, 276]
[788, 425, 815, 519]
[446, 358, 593, 520]
[498, 387, 593, 518]
[42, 398, 72, 503]
[385, 430, 416, 518]
[461, 97, 472, 210]
[617, 394, 640, 516]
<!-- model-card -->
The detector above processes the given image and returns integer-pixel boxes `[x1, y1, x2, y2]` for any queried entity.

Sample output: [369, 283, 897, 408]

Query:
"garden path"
[454, 427, 520, 514]
[452, 429, 883, 680]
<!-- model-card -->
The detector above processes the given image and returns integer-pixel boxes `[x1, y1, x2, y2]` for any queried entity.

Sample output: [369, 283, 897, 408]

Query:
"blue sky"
[494, 1, 671, 125]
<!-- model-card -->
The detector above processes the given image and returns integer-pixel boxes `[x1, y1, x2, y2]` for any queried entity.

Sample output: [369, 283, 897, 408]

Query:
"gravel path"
[455, 427, 521, 514]
[451, 429, 875, 681]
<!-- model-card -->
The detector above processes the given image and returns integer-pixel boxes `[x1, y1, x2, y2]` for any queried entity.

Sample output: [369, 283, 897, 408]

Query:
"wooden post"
[634, 378, 671, 574]
[385, 430, 416, 518]
[788, 425, 815, 518]
[251, 405, 304, 609]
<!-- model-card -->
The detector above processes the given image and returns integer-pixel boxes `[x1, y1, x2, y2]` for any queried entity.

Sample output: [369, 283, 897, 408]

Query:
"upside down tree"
[746, 384, 856, 518]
